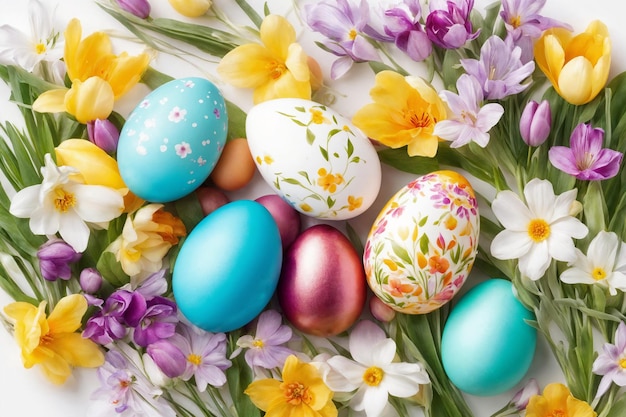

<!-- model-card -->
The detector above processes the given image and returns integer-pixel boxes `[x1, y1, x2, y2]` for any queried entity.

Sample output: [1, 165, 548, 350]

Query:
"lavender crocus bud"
[425, 0, 479, 49]
[87, 119, 120, 153]
[116, 0, 151, 19]
[520, 100, 551, 146]
[510, 378, 540, 410]
[79, 268, 103, 293]
[147, 339, 187, 378]
[369, 296, 396, 322]
[37, 239, 82, 281]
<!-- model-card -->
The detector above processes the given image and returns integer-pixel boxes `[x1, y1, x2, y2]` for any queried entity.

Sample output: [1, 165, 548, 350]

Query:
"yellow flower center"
[35, 42, 47, 55]
[405, 109, 434, 129]
[54, 188, 76, 213]
[348, 28, 357, 41]
[268, 60, 286, 79]
[619, 357, 626, 369]
[252, 339, 265, 348]
[40, 333, 53, 346]
[592, 267, 607, 281]
[510, 15, 522, 28]
[548, 410, 566, 417]
[460, 110, 477, 124]
[309, 108, 326, 124]
[577, 152, 596, 171]
[283, 382, 311, 405]
[187, 353, 202, 366]
[363, 366, 384, 386]
[528, 219, 550, 242]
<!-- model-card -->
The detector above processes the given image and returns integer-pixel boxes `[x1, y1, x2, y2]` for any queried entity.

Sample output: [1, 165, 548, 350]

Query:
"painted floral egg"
[441, 279, 537, 396]
[246, 98, 381, 220]
[363, 170, 480, 314]
[118, 77, 228, 202]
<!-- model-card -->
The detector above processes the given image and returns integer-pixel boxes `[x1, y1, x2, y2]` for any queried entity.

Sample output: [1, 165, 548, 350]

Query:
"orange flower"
[317, 168, 344, 193]
[429, 255, 450, 274]
[347, 195, 363, 211]
[388, 279, 414, 297]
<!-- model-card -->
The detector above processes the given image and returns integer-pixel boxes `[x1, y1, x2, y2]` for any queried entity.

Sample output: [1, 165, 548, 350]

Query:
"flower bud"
[520, 100, 551, 146]
[510, 378, 540, 410]
[116, 0, 151, 19]
[80, 268, 103, 293]
[369, 296, 396, 322]
[168, 0, 212, 17]
[87, 119, 120, 153]
[37, 239, 82, 281]
[147, 339, 187, 378]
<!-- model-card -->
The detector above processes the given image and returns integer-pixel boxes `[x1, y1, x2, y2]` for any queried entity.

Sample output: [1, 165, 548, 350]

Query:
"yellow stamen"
[592, 267, 607, 281]
[404, 109, 434, 128]
[283, 382, 311, 405]
[510, 15, 522, 28]
[348, 28, 357, 41]
[268, 61, 286, 79]
[363, 366, 384, 386]
[40, 333, 53, 346]
[54, 188, 76, 213]
[252, 339, 265, 348]
[548, 410, 566, 417]
[187, 353, 202, 366]
[619, 358, 626, 369]
[35, 42, 47, 55]
[527, 219, 550, 242]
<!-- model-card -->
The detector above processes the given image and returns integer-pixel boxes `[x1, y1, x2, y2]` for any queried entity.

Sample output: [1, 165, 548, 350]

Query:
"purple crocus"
[116, 0, 151, 19]
[592, 322, 626, 398]
[460, 35, 535, 100]
[87, 119, 120, 153]
[501, 0, 571, 40]
[433, 74, 504, 148]
[234, 309, 294, 369]
[383, 0, 432, 61]
[425, 0, 479, 49]
[83, 290, 147, 345]
[79, 267, 103, 293]
[133, 296, 178, 347]
[304, 0, 379, 79]
[548, 123, 623, 181]
[132, 269, 168, 299]
[37, 238, 82, 281]
[147, 339, 187, 378]
[520, 100, 551, 146]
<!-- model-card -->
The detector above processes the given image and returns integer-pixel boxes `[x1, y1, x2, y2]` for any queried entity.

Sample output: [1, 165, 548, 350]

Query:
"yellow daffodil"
[55, 139, 143, 212]
[33, 18, 150, 123]
[534, 21, 610, 105]
[525, 383, 596, 417]
[245, 355, 338, 417]
[3, 294, 104, 385]
[107, 203, 186, 279]
[217, 15, 311, 104]
[168, 0, 212, 17]
[352, 70, 447, 157]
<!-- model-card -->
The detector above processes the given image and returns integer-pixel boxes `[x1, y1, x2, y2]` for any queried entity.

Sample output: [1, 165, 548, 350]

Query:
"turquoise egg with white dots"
[118, 77, 228, 202]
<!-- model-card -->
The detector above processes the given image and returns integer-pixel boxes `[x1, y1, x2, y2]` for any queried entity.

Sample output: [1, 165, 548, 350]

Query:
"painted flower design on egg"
[364, 171, 480, 314]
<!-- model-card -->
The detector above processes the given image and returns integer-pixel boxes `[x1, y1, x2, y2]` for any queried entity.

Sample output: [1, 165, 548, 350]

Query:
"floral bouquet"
[1, 0, 626, 416]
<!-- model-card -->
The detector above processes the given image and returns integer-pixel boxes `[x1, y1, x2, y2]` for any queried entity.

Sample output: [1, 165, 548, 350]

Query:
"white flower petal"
[381, 363, 427, 397]
[58, 211, 90, 252]
[560, 266, 596, 285]
[433, 120, 462, 142]
[587, 231, 619, 269]
[29, 207, 59, 235]
[490, 230, 532, 260]
[523, 179, 555, 219]
[607, 272, 626, 294]
[71, 184, 124, 223]
[551, 188, 579, 219]
[9, 184, 40, 218]
[351, 385, 388, 417]
[349, 320, 388, 365]
[326, 356, 366, 390]
[491, 190, 532, 230]
[518, 242, 551, 280]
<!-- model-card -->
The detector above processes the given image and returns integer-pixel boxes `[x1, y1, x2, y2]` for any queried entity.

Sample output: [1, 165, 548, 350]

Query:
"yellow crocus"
[63, 77, 115, 124]
[3, 294, 104, 385]
[217, 15, 311, 104]
[534, 21, 611, 105]
[525, 383, 596, 417]
[55, 139, 143, 212]
[168, 0, 212, 17]
[352, 70, 447, 158]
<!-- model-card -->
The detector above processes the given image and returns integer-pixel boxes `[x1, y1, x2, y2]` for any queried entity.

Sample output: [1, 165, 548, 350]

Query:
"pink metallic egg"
[278, 224, 366, 337]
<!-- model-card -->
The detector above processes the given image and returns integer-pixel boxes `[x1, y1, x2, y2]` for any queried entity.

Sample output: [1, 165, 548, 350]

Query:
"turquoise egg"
[172, 200, 282, 332]
[441, 279, 536, 396]
[118, 77, 228, 202]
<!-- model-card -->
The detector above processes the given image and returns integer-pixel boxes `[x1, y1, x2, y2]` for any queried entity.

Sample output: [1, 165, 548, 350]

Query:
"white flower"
[560, 231, 626, 295]
[490, 178, 588, 280]
[322, 320, 430, 417]
[9, 154, 124, 252]
[0, 0, 64, 71]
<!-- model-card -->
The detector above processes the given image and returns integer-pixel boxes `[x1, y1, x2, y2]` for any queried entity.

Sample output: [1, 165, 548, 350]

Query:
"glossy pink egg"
[278, 224, 366, 337]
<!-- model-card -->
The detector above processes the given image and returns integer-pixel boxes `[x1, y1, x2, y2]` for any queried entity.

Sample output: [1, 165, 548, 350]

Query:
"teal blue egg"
[441, 279, 536, 396]
[118, 77, 227, 202]
[172, 200, 282, 332]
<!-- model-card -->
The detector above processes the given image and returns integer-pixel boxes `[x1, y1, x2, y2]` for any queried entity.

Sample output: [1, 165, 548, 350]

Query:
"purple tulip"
[87, 119, 120, 153]
[133, 296, 178, 347]
[383, 0, 432, 62]
[37, 238, 82, 281]
[83, 290, 147, 345]
[425, 0, 479, 49]
[147, 339, 187, 378]
[116, 0, 151, 19]
[519, 100, 551, 146]
[548, 123, 623, 181]
[79, 268, 103, 293]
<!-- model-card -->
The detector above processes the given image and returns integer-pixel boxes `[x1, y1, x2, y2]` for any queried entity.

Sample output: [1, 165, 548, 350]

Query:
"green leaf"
[368, 61, 408, 76]
[607, 394, 626, 417]
[391, 241, 412, 265]
[226, 348, 261, 417]
[347, 139, 354, 157]
[225, 100, 247, 141]
[141, 66, 174, 90]
[172, 192, 205, 232]
[319, 145, 328, 161]
[96, 252, 130, 287]
[306, 128, 316, 145]
[377, 147, 440, 175]
[326, 195, 335, 208]
[419, 233, 430, 255]
[345, 222, 364, 257]
[234, 0, 263, 28]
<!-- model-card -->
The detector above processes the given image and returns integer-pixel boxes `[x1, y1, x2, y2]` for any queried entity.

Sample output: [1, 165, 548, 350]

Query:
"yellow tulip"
[55, 139, 143, 212]
[534, 20, 611, 105]
[168, 0, 212, 17]
[64, 77, 115, 124]
[217, 15, 311, 104]
[3, 295, 104, 385]
[352, 70, 447, 157]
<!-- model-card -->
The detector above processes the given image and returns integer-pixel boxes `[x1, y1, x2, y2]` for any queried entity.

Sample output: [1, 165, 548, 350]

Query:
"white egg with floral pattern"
[246, 98, 381, 220]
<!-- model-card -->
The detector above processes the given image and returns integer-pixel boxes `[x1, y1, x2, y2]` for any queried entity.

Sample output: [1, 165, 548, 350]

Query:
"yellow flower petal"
[34, 346, 73, 385]
[407, 134, 438, 157]
[107, 51, 152, 98]
[48, 333, 104, 368]
[369, 71, 412, 111]
[3, 301, 38, 322]
[46, 294, 87, 334]
[253, 72, 311, 104]
[55, 139, 126, 189]
[244, 378, 282, 411]
[66, 20, 112, 82]
[260, 15, 296, 61]
[542, 34, 566, 86]
[285, 43, 310, 83]
[558, 56, 593, 105]
[64, 77, 115, 123]
[217, 44, 275, 88]
[168, 0, 213, 18]
[32, 89, 70, 114]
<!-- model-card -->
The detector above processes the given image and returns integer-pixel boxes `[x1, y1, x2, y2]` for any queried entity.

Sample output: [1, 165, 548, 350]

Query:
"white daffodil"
[0, 0, 64, 72]
[9, 154, 124, 252]
[323, 320, 430, 417]
[560, 231, 626, 295]
[490, 178, 589, 280]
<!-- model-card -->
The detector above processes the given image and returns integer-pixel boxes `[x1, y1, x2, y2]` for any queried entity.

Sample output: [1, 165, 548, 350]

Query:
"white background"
[1, 0, 625, 416]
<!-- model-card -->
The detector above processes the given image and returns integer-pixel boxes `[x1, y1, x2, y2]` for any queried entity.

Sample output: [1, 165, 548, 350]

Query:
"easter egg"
[441, 279, 537, 396]
[172, 200, 282, 332]
[278, 224, 366, 337]
[118, 77, 228, 202]
[363, 170, 479, 314]
[246, 98, 381, 220]
[210, 138, 256, 191]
